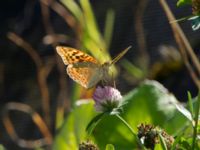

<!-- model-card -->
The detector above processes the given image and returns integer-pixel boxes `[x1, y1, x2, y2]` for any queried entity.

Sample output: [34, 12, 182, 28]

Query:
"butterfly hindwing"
[67, 64, 102, 89]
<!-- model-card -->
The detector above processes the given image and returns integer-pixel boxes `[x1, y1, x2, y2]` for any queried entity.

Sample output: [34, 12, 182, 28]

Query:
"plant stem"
[192, 92, 200, 149]
[115, 114, 145, 149]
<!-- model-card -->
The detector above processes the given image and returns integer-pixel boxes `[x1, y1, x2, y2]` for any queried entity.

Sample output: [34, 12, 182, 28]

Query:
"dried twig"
[7, 32, 51, 126]
[40, 0, 76, 31]
[55, 54, 70, 128]
[175, 31, 200, 87]
[40, 0, 71, 128]
[40, 0, 54, 35]
[159, 0, 200, 89]
[0, 63, 5, 95]
[2, 102, 52, 149]
[134, 0, 149, 71]
[40, 0, 81, 47]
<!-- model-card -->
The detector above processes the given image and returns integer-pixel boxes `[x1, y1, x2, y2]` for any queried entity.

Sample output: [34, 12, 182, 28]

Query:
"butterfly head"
[101, 61, 111, 68]
[100, 62, 110, 76]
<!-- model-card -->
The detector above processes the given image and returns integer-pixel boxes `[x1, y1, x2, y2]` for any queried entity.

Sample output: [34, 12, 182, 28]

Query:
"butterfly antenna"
[110, 46, 132, 65]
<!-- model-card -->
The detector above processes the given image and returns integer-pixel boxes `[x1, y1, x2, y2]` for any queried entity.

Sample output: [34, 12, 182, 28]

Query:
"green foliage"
[192, 92, 200, 149]
[187, 91, 194, 117]
[53, 80, 190, 149]
[177, 137, 192, 149]
[86, 113, 106, 135]
[0, 145, 6, 150]
[188, 16, 200, 30]
[94, 80, 187, 149]
[105, 144, 115, 150]
[154, 143, 163, 150]
[177, 0, 192, 6]
[122, 80, 187, 134]
[53, 100, 96, 150]
[158, 133, 168, 150]
[171, 91, 200, 149]
[176, 0, 200, 30]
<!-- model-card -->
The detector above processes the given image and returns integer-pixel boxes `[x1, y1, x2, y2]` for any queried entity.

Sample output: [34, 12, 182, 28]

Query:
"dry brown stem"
[40, 0, 54, 35]
[2, 102, 52, 149]
[134, 0, 150, 71]
[7, 32, 51, 126]
[40, 0, 76, 31]
[40, 0, 71, 128]
[159, 0, 200, 89]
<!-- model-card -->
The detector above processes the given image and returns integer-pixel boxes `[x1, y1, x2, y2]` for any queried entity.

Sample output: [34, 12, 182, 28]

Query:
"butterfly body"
[56, 46, 131, 89]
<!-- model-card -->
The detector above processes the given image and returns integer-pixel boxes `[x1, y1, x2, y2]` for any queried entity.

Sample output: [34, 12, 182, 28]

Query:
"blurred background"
[0, 0, 200, 149]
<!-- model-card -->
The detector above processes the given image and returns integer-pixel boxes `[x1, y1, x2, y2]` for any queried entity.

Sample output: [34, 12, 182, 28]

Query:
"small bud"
[79, 141, 99, 150]
[137, 123, 174, 149]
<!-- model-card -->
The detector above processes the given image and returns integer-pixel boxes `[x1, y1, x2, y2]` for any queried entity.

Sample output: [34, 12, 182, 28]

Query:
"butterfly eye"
[103, 62, 111, 66]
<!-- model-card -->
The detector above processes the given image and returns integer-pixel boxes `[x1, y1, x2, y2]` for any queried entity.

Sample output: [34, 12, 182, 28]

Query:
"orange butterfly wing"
[56, 46, 98, 65]
[67, 64, 101, 88]
[56, 46, 101, 88]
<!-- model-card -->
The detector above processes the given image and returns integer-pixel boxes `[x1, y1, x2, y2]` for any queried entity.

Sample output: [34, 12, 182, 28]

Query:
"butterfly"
[56, 46, 131, 89]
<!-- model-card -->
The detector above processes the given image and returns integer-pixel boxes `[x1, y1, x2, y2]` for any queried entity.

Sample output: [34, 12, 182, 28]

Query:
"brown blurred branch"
[40, 0, 73, 45]
[7, 32, 51, 126]
[40, 0, 82, 47]
[55, 56, 70, 128]
[134, 0, 149, 71]
[40, 0, 71, 128]
[2, 102, 52, 149]
[40, 0, 76, 31]
[159, 0, 200, 89]
[0, 63, 5, 96]
[8, 33, 43, 68]
[40, 0, 54, 35]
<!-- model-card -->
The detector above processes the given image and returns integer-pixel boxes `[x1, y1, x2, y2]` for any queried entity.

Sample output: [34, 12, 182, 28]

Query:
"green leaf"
[0, 145, 6, 150]
[187, 91, 194, 118]
[171, 132, 184, 150]
[178, 137, 192, 149]
[86, 113, 106, 135]
[158, 133, 168, 150]
[80, 0, 106, 50]
[61, 0, 83, 23]
[192, 92, 200, 149]
[123, 80, 185, 131]
[105, 144, 115, 150]
[188, 16, 200, 31]
[174, 103, 193, 124]
[104, 9, 115, 50]
[154, 143, 163, 150]
[177, 0, 192, 7]
[53, 100, 96, 150]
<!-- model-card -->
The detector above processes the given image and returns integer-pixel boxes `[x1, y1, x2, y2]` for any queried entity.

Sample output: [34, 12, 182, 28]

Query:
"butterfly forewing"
[56, 46, 98, 65]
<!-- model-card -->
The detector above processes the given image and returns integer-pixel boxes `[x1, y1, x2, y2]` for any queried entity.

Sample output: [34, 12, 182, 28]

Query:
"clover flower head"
[92, 86, 123, 113]
[79, 141, 99, 150]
